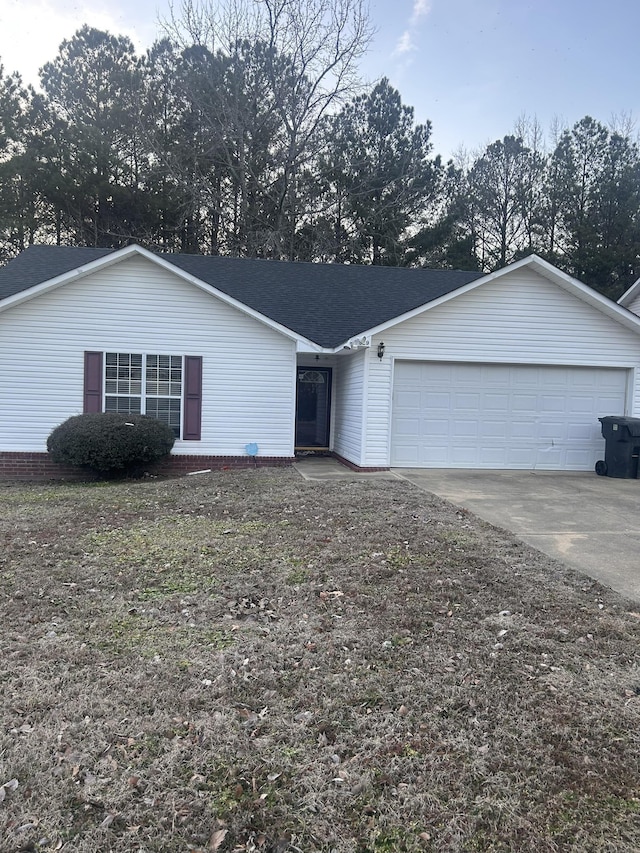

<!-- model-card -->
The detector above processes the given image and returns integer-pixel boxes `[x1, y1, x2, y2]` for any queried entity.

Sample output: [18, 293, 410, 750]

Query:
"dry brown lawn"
[1, 468, 639, 852]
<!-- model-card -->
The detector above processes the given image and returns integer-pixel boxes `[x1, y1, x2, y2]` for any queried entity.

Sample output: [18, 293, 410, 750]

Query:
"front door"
[295, 367, 332, 449]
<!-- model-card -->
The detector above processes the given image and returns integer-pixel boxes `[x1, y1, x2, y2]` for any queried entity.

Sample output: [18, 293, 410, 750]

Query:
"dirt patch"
[1, 469, 639, 852]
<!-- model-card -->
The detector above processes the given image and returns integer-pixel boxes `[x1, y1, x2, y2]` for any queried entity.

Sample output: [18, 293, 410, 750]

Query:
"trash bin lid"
[624, 419, 640, 437]
[599, 415, 640, 436]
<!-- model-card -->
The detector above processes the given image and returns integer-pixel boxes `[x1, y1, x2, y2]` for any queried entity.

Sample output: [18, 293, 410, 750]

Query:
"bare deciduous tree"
[160, 0, 373, 257]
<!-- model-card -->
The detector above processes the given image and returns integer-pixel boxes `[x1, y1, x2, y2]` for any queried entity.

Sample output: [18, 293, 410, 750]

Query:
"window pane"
[146, 354, 181, 397]
[146, 397, 181, 437]
[106, 352, 144, 395]
[105, 396, 141, 415]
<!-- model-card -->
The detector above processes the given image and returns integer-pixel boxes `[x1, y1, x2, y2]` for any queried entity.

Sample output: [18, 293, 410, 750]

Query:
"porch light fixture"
[377, 342, 385, 360]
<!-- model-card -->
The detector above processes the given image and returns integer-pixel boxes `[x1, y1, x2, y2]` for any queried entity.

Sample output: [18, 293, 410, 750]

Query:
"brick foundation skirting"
[331, 452, 390, 473]
[0, 452, 294, 482]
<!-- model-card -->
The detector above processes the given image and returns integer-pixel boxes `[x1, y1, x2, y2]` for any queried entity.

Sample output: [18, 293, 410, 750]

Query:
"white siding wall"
[364, 269, 640, 466]
[332, 349, 366, 465]
[0, 256, 296, 455]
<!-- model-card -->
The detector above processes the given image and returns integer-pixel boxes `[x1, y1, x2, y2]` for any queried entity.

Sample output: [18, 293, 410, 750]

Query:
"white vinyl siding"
[0, 255, 296, 456]
[332, 349, 366, 464]
[364, 268, 640, 467]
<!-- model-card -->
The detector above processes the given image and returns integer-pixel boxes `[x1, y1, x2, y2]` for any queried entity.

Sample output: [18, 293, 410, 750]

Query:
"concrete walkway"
[295, 458, 640, 601]
[295, 457, 397, 482]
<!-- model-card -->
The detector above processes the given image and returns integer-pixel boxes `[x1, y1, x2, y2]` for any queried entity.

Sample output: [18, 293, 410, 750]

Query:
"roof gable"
[618, 277, 640, 309]
[0, 246, 115, 300]
[0, 245, 484, 347]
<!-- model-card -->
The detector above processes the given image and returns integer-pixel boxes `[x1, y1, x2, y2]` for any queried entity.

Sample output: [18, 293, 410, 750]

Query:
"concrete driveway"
[394, 469, 640, 602]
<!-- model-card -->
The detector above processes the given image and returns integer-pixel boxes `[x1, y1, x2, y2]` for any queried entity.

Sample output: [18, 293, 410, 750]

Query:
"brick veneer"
[0, 452, 294, 481]
[331, 452, 390, 472]
[0, 451, 391, 481]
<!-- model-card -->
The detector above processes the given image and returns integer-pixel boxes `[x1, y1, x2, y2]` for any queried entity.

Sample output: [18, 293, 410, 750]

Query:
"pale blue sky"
[1, 0, 638, 157]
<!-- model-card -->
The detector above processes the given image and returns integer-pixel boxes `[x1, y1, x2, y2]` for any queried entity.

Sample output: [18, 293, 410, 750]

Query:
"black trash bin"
[596, 416, 640, 478]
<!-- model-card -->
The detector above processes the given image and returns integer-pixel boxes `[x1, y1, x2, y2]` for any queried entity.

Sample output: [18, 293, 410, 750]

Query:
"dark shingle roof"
[0, 245, 484, 348]
[0, 246, 115, 299]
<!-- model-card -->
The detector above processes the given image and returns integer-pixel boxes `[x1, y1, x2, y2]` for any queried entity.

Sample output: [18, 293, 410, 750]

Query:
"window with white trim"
[104, 352, 183, 437]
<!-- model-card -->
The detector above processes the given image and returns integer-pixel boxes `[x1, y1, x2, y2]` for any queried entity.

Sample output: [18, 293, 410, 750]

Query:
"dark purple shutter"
[183, 356, 202, 440]
[84, 351, 103, 413]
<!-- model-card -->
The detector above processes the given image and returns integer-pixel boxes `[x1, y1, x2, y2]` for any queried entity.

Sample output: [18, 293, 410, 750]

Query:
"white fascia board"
[328, 254, 640, 348]
[618, 277, 640, 307]
[522, 254, 640, 333]
[0, 244, 143, 314]
[296, 339, 325, 353]
[131, 247, 318, 347]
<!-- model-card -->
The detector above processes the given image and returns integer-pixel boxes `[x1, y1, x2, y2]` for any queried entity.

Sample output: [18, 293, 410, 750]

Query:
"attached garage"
[390, 361, 628, 469]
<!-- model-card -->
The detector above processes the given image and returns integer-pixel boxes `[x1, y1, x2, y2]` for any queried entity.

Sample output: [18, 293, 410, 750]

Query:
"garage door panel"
[421, 444, 449, 464]
[568, 395, 599, 414]
[540, 395, 567, 413]
[393, 417, 420, 437]
[484, 393, 510, 411]
[455, 365, 484, 383]
[394, 446, 420, 465]
[510, 366, 540, 386]
[567, 422, 593, 440]
[454, 392, 481, 409]
[597, 393, 628, 409]
[480, 421, 508, 438]
[420, 363, 451, 382]
[507, 446, 545, 466]
[510, 420, 538, 439]
[512, 394, 538, 413]
[452, 420, 479, 438]
[479, 447, 508, 465]
[395, 390, 421, 408]
[597, 371, 628, 390]
[571, 372, 598, 388]
[391, 362, 627, 470]
[451, 446, 479, 464]
[424, 419, 450, 436]
[537, 422, 567, 439]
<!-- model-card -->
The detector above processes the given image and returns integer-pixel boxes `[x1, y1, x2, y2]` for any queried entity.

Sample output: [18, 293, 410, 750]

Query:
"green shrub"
[47, 413, 175, 474]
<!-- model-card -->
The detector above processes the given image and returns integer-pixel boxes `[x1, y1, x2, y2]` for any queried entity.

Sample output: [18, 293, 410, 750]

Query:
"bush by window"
[47, 412, 175, 474]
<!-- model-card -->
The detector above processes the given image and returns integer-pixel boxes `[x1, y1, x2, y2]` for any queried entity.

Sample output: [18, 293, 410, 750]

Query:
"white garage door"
[391, 362, 628, 469]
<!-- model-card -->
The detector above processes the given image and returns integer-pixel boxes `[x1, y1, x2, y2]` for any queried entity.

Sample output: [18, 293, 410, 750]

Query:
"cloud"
[393, 0, 432, 57]
[394, 31, 414, 56]
[411, 0, 431, 23]
[0, 0, 158, 86]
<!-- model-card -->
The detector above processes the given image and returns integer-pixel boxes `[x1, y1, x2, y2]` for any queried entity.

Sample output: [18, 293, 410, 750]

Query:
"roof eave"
[0, 243, 321, 348]
[135, 247, 319, 346]
[522, 255, 640, 333]
[329, 255, 640, 347]
[328, 272, 490, 349]
[618, 277, 640, 307]
[0, 244, 137, 313]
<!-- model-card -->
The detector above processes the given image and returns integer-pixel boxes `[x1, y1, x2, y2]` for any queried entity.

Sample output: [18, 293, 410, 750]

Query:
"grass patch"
[1, 468, 639, 851]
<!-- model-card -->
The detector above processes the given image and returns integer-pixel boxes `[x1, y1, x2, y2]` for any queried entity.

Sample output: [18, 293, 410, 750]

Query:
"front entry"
[295, 367, 332, 449]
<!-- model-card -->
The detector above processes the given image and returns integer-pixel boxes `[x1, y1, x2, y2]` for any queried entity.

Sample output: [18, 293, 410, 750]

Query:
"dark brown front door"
[295, 367, 332, 448]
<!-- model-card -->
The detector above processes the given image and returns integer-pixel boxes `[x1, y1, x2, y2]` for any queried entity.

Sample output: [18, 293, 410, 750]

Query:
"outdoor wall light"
[377, 342, 385, 360]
